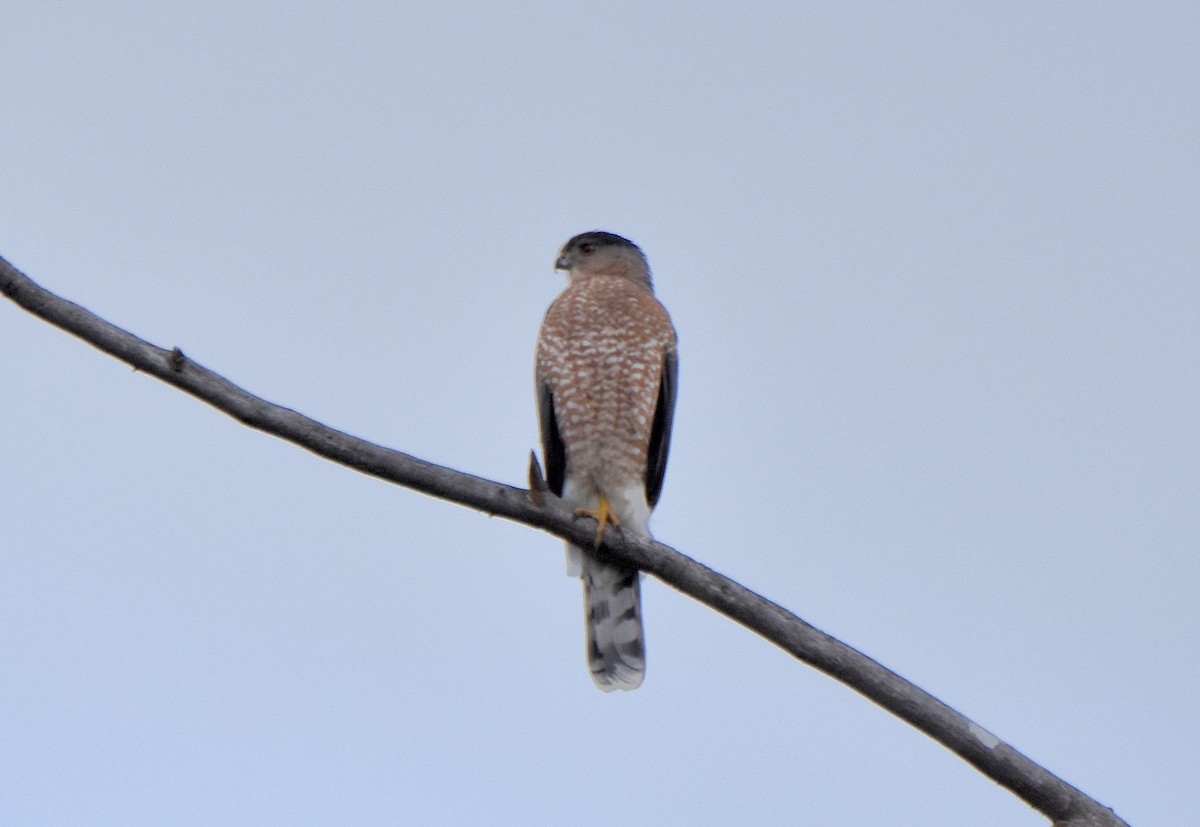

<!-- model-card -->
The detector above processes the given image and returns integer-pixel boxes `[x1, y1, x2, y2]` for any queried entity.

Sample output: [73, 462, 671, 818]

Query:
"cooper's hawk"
[535, 231, 678, 691]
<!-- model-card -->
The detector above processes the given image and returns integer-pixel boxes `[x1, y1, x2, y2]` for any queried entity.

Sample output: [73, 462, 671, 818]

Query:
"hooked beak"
[554, 254, 571, 271]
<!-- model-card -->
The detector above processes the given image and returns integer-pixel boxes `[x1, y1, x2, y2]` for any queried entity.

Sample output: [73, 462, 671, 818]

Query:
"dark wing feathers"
[644, 350, 677, 509]
[537, 381, 566, 497]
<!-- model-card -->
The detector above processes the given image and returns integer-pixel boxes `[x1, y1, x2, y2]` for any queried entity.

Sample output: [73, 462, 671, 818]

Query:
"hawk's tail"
[578, 551, 645, 691]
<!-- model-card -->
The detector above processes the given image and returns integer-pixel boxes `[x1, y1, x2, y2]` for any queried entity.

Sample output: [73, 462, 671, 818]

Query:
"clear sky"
[3, 4, 1196, 825]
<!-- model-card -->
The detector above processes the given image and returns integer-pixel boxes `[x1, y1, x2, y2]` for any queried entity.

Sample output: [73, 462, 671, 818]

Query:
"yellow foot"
[575, 493, 621, 548]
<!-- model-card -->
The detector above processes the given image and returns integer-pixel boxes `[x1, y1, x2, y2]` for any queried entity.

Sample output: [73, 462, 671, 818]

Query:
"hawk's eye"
[580, 243, 596, 255]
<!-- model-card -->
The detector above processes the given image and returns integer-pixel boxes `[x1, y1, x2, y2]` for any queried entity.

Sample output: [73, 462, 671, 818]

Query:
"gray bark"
[1, 255, 1128, 827]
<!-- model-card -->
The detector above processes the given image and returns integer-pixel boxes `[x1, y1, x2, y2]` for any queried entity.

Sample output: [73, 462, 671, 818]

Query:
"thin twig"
[0, 254, 1127, 827]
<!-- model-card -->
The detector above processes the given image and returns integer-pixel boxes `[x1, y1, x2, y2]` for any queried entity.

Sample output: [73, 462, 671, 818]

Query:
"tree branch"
[0, 254, 1127, 827]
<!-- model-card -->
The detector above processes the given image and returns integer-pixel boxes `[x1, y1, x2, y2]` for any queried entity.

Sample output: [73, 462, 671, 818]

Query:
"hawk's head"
[555, 231, 652, 288]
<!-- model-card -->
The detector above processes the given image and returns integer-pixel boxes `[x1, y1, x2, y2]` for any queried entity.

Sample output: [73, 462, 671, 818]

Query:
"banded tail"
[579, 551, 645, 691]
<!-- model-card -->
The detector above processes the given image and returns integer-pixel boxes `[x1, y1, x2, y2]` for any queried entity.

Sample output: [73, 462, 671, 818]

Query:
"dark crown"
[566, 231, 639, 251]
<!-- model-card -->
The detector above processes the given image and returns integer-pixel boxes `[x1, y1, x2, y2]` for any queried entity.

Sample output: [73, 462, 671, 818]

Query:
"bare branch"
[0, 254, 1128, 827]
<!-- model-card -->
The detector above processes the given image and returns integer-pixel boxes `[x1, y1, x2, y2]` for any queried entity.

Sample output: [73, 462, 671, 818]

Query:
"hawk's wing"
[537, 380, 566, 498]
[645, 350, 677, 509]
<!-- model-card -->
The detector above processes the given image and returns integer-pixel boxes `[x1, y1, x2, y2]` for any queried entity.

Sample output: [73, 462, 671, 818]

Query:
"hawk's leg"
[575, 492, 621, 548]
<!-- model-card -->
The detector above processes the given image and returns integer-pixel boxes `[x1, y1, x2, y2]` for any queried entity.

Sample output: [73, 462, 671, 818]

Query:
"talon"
[574, 492, 621, 548]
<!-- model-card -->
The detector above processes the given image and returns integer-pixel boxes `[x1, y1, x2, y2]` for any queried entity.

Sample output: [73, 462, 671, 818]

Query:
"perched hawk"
[535, 231, 678, 691]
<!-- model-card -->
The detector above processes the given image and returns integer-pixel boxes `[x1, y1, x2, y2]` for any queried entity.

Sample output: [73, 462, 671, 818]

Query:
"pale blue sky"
[3, 4, 1196, 825]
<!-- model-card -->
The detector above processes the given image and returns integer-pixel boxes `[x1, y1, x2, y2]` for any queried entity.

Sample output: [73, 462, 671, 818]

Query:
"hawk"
[535, 231, 678, 691]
